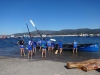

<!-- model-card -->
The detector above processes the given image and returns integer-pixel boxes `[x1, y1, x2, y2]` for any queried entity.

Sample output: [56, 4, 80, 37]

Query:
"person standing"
[17, 39, 26, 56]
[37, 39, 41, 51]
[47, 40, 51, 51]
[28, 39, 33, 58]
[73, 40, 78, 54]
[51, 41, 55, 51]
[32, 40, 37, 53]
[41, 38, 47, 57]
[58, 40, 63, 54]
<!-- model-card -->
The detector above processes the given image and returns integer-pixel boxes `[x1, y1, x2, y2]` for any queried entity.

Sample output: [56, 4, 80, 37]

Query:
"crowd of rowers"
[17, 38, 77, 59]
[17, 38, 62, 58]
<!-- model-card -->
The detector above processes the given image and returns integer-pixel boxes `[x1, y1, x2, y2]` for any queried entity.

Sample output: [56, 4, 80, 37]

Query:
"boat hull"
[55, 43, 99, 52]
[78, 44, 98, 52]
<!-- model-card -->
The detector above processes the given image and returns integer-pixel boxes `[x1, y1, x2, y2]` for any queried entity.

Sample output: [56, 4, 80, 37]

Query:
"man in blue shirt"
[28, 39, 33, 58]
[73, 40, 78, 54]
[47, 40, 51, 51]
[51, 41, 55, 51]
[37, 39, 41, 51]
[58, 40, 63, 54]
[32, 40, 37, 53]
[41, 38, 47, 57]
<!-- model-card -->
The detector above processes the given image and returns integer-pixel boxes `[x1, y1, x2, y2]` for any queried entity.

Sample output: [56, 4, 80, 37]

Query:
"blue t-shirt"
[41, 40, 47, 48]
[47, 40, 51, 47]
[32, 41, 37, 47]
[28, 40, 32, 46]
[28, 40, 32, 50]
[73, 41, 77, 47]
[37, 40, 41, 46]
[51, 42, 55, 47]
[58, 41, 62, 48]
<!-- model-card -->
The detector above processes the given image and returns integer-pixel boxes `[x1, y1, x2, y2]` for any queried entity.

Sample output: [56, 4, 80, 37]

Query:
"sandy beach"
[0, 55, 100, 75]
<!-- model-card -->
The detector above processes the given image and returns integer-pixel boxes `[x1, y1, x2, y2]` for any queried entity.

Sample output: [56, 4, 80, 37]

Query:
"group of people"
[17, 39, 37, 58]
[17, 38, 63, 58]
[17, 38, 78, 59]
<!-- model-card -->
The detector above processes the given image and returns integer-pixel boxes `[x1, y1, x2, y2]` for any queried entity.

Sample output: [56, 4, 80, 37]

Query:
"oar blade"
[30, 20, 35, 27]
[50, 39, 56, 41]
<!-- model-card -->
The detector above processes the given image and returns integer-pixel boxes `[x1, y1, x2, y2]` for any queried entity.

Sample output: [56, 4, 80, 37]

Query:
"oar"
[50, 39, 56, 41]
[55, 45, 59, 54]
[4, 39, 28, 50]
[30, 20, 58, 53]
[55, 50, 58, 54]
[24, 15, 33, 41]
[30, 20, 42, 39]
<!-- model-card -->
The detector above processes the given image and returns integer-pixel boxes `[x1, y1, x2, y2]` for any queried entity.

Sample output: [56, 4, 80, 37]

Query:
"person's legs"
[39, 46, 41, 51]
[44, 49, 46, 57]
[48, 46, 51, 53]
[73, 48, 75, 54]
[20, 48, 23, 56]
[53, 46, 54, 50]
[48, 46, 51, 56]
[30, 50, 33, 58]
[60, 48, 62, 54]
[76, 48, 77, 53]
[34, 47, 36, 53]
[52, 47, 54, 51]
[48, 46, 50, 51]
[22, 48, 26, 56]
[32, 47, 34, 54]
[42, 49, 44, 57]
[28, 51, 30, 58]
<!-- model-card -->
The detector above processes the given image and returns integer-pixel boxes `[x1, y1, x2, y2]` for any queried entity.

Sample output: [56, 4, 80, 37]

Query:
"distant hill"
[13, 30, 58, 36]
[13, 28, 100, 36]
[59, 28, 100, 34]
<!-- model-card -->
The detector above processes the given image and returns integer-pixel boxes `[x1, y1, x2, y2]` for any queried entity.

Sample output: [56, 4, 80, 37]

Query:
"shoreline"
[0, 55, 100, 75]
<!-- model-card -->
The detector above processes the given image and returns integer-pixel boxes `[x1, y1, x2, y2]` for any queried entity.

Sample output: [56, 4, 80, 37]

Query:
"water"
[0, 36, 100, 62]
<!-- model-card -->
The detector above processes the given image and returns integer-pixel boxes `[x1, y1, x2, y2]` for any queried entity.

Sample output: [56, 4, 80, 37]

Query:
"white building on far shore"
[10, 35, 15, 38]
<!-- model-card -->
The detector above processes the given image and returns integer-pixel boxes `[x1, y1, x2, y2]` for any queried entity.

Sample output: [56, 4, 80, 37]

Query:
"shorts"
[33, 45, 36, 47]
[59, 46, 62, 48]
[33, 46, 36, 48]
[28, 45, 32, 50]
[51, 45, 54, 47]
[38, 43, 41, 46]
[20, 45, 24, 48]
[42, 48, 46, 50]
[73, 46, 77, 49]
[48, 45, 51, 47]
[42, 46, 46, 49]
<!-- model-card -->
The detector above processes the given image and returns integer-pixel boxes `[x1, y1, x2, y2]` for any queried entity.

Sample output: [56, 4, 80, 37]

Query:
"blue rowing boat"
[77, 44, 98, 52]
[55, 43, 99, 52]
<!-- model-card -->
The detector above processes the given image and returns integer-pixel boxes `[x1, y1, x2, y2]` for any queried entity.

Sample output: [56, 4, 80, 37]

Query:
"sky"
[0, 0, 100, 35]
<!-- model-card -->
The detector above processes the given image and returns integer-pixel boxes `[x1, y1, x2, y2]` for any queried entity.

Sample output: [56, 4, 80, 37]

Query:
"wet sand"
[0, 50, 100, 75]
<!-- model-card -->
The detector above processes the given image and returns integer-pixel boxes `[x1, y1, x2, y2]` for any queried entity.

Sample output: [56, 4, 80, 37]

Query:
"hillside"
[13, 28, 100, 36]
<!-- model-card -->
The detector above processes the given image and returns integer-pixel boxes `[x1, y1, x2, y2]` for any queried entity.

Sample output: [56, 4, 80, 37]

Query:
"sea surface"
[0, 36, 100, 62]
